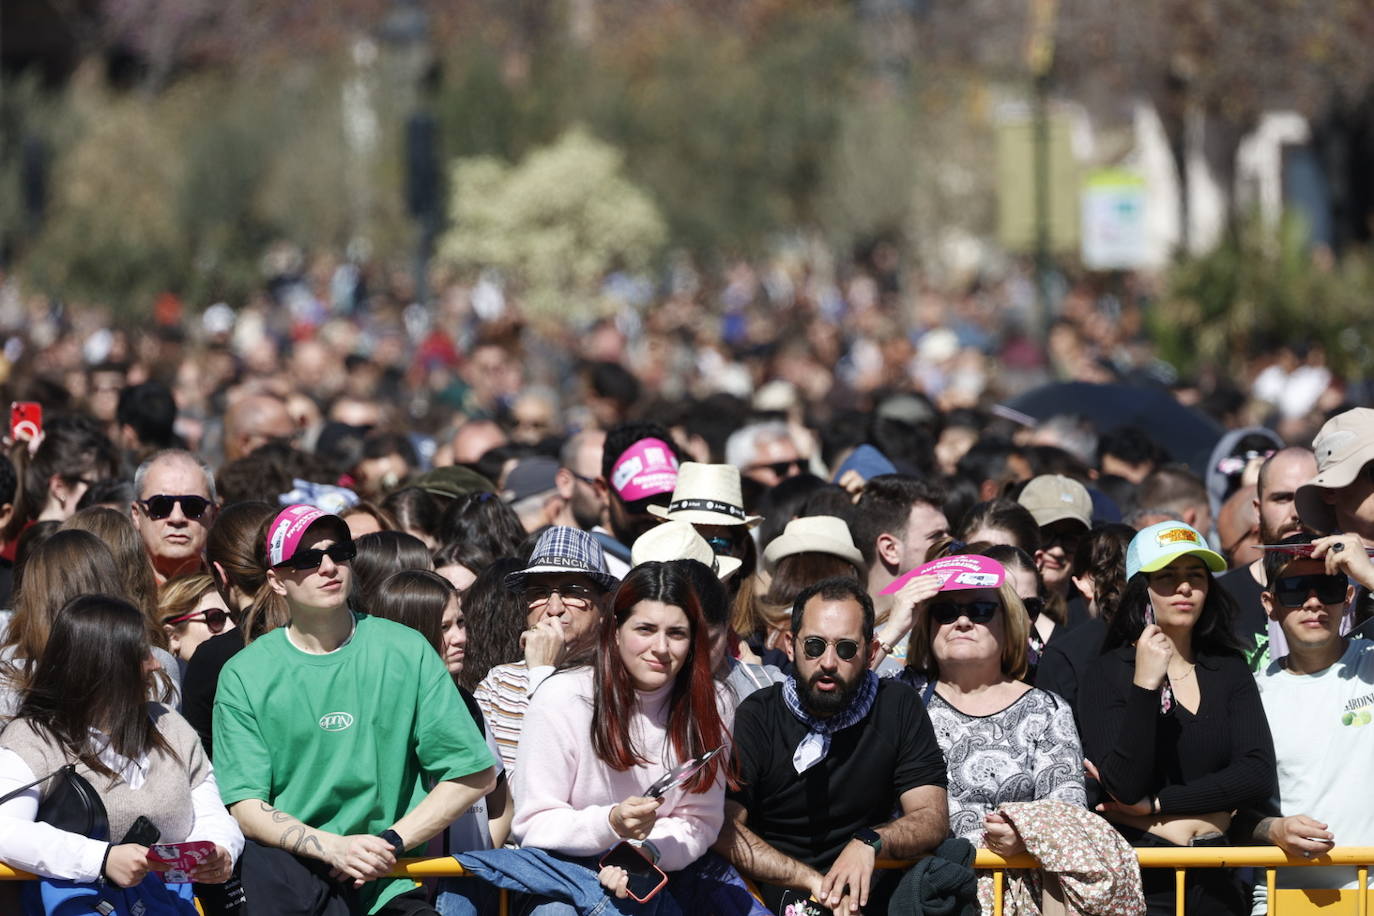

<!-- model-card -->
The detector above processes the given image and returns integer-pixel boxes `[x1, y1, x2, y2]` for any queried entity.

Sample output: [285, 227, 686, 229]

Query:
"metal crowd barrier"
[5, 847, 1374, 915]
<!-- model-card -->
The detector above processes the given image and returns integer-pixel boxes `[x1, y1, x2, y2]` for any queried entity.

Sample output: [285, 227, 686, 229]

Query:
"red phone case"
[598, 841, 668, 903]
[9, 402, 41, 441]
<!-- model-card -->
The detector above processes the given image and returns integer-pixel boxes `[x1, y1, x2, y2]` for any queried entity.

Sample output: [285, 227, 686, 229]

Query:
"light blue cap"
[1126, 521, 1228, 580]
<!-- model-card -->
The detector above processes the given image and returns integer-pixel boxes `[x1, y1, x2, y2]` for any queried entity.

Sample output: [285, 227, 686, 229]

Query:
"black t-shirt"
[1033, 616, 1106, 713]
[1218, 565, 1267, 651]
[182, 628, 246, 760]
[727, 679, 947, 871]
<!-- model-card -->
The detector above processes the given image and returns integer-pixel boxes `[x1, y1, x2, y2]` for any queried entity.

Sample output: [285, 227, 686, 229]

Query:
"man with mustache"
[715, 577, 948, 915]
[1218, 447, 1318, 666]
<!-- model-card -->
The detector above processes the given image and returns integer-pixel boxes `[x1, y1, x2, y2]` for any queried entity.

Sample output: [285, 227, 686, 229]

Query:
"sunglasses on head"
[163, 606, 231, 634]
[1273, 573, 1348, 608]
[929, 599, 1000, 625]
[800, 636, 861, 661]
[276, 540, 357, 571]
[139, 494, 213, 520]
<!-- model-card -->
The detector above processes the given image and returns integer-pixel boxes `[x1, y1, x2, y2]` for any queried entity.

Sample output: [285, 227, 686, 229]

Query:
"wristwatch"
[377, 828, 405, 851]
[851, 828, 882, 854]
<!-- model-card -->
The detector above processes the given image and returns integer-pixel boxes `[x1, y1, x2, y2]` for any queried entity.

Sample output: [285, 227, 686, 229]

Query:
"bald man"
[223, 394, 296, 462]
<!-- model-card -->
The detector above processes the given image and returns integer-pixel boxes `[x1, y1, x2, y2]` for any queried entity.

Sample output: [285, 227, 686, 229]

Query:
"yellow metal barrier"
[3, 848, 1374, 914]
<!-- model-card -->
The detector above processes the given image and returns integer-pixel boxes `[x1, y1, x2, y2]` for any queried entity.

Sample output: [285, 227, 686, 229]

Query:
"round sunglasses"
[162, 606, 231, 633]
[799, 635, 861, 661]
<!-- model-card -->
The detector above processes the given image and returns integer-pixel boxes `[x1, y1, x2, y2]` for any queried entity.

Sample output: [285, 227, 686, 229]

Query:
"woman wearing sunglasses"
[896, 554, 1085, 853]
[1079, 521, 1276, 915]
[456, 560, 733, 913]
[158, 574, 237, 665]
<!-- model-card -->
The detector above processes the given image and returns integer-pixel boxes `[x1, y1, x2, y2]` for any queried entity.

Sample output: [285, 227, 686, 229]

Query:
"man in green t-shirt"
[214, 505, 496, 916]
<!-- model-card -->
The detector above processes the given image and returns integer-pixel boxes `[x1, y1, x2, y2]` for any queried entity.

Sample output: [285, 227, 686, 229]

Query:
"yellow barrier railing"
[4, 848, 1373, 915]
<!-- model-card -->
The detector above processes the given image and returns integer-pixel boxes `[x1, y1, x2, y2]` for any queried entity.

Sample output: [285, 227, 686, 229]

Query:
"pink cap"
[610, 438, 679, 503]
[881, 554, 1007, 595]
[266, 504, 346, 567]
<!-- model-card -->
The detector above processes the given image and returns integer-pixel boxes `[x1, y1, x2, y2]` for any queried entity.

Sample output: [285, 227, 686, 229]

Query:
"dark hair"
[1071, 523, 1137, 622]
[790, 576, 875, 642]
[351, 530, 434, 609]
[764, 552, 863, 611]
[818, 410, 870, 470]
[206, 501, 277, 614]
[1137, 465, 1209, 516]
[371, 569, 454, 655]
[956, 438, 1023, 496]
[797, 486, 856, 526]
[457, 557, 527, 690]
[76, 478, 136, 513]
[673, 395, 748, 464]
[380, 487, 443, 544]
[957, 499, 1042, 553]
[10, 414, 120, 536]
[755, 473, 828, 550]
[1104, 567, 1246, 657]
[853, 474, 945, 566]
[0, 452, 16, 506]
[591, 561, 728, 793]
[16, 594, 178, 780]
[116, 381, 177, 450]
[587, 361, 642, 412]
[1262, 532, 1319, 587]
[868, 418, 935, 478]
[438, 491, 526, 560]
[676, 559, 730, 628]
[1097, 426, 1168, 470]
[216, 444, 335, 505]
[362, 430, 419, 467]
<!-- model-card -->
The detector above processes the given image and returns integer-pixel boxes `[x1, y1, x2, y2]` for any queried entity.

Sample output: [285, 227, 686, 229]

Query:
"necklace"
[1168, 663, 1196, 682]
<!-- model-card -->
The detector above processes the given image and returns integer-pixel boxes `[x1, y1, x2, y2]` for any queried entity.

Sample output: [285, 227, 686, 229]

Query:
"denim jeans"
[434, 876, 500, 916]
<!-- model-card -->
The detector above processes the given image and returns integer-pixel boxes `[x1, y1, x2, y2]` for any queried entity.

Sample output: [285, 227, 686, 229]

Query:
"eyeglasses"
[800, 636, 861, 661]
[524, 584, 597, 609]
[1021, 596, 1045, 620]
[929, 600, 1000, 625]
[746, 459, 804, 478]
[276, 540, 357, 571]
[139, 494, 213, 520]
[163, 607, 231, 633]
[1273, 574, 1348, 608]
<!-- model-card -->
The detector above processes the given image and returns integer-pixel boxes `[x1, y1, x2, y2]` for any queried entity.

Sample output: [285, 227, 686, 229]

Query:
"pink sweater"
[511, 667, 726, 872]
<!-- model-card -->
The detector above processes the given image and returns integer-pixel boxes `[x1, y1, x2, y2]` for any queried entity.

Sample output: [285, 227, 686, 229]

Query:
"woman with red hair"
[490, 559, 734, 913]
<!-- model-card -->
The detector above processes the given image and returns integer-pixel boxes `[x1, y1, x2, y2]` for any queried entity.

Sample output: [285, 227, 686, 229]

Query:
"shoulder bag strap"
[0, 761, 74, 806]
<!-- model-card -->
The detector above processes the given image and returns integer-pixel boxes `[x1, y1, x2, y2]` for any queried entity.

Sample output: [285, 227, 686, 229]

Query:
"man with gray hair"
[725, 420, 805, 488]
[132, 448, 218, 584]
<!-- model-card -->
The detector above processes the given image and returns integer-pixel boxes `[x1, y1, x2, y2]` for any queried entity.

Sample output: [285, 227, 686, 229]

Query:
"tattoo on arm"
[292, 833, 325, 857]
[258, 801, 294, 823]
[280, 825, 305, 851]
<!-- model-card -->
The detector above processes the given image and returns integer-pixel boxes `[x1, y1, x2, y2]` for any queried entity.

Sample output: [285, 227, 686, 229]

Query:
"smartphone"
[148, 840, 216, 883]
[121, 815, 161, 846]
[598, 840, 668, 903]
[9, 402, 41, 442]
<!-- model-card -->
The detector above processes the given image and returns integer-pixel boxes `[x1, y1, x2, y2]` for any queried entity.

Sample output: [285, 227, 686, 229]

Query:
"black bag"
[0, 763, 110, 841]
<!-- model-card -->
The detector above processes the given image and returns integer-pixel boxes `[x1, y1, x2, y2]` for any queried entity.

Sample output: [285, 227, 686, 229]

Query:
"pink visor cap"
[266, 504, 349, 567]
[881, 554, 1007, 595]
[610, 438, 680, 503]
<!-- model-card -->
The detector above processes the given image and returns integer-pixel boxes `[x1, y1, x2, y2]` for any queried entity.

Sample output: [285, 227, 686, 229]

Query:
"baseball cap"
[609, 438, 679, 503]
[266, 504, 352, 567]
[502, 456, 561, 504]
[1125, 520, 1227, 580]
[882, 554, 1006, 595]
[1018, 475, 1092, 528]
[1295, 408, 1374, 534]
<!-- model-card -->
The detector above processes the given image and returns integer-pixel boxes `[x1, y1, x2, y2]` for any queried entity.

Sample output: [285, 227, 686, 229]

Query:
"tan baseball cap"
[1295, 408, 1374, 533]
[1017, 474, 1092, 529]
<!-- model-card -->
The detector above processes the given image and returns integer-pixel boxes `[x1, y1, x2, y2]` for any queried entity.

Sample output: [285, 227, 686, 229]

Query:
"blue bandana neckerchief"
[782, 670, 879, 774]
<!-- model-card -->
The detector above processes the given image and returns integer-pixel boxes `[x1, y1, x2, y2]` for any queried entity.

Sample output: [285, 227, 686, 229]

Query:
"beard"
[799, 668, 863, 718]
[1259, 513, 1304, 546]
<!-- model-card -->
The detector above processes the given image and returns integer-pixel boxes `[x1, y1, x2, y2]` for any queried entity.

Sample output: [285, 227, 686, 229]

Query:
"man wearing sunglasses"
[131, 449, 218, 584]
[716, 577, 948, 916]
[1237, 532, 1374, 905]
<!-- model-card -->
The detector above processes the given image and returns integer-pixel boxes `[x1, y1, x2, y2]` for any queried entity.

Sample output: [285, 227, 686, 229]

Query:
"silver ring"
[1333, 542, 1346, 553]
[1304, 851, 1313, 858]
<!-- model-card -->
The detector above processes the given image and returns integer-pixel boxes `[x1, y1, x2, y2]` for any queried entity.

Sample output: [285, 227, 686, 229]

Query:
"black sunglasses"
[163, 607, 231, 634]
[748, 459, 804, 477]
[139, 494, 213, 520]
[929, 600, 1000, 625]
[800, 636, 861, 661]
[276, 540, 357, 571]
[1273, 574, 1347, 608]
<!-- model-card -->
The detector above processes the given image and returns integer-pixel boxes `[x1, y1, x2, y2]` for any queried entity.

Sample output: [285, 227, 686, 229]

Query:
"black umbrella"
[1000, 382, 1224, 475]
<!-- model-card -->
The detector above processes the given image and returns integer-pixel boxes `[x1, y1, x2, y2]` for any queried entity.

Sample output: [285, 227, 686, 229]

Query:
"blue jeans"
[434, 876, 500, 916]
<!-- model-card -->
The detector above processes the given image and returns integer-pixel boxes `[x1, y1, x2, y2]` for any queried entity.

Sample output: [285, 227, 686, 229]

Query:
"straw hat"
[632, 520, 741, 581]
[763, 516, 864, 573]
[647, 462, 763, 528]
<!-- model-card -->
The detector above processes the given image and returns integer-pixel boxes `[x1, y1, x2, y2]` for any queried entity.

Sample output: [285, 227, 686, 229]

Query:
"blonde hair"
[906, 580, 1030, 682]
[157, 574, 220, 631]
[62, 506, 164, 648]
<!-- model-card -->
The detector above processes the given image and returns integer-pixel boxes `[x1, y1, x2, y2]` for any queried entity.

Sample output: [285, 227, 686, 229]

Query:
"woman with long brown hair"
[61, 506, 164, 648]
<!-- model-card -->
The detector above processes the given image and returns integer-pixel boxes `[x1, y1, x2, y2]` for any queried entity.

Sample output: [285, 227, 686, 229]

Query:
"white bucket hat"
[632, 520, 742, 581]
[647, 462, 763, 528]
[762, 515, 865, 573]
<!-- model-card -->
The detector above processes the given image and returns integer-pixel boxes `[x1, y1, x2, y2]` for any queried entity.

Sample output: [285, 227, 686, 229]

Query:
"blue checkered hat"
[504, 526, 620, 593]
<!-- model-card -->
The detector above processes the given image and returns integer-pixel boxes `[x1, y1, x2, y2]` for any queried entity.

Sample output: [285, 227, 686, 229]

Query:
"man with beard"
[715, 577, 948, 915]
[590, 422, 682, 564]
[1219, 447, 1318, 666]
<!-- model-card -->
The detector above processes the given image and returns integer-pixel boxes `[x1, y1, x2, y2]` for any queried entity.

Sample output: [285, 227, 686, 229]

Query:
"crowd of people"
[0, 279, 1369, 916]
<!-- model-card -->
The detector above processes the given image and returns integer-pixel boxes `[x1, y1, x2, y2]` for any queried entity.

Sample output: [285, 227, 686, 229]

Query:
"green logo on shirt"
[318, 712, 354, 732]
[1341, 708, 1372, 727]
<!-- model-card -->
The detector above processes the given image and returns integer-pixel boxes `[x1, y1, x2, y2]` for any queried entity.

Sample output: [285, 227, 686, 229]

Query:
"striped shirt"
[473, 661, 555, 776]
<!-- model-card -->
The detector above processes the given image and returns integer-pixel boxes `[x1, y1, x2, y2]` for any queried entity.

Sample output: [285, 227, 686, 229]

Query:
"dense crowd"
[0, 264, 1369, 916]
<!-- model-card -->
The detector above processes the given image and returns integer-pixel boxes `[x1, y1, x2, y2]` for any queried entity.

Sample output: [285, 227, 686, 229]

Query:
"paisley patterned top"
[901, 674, 1087, 842]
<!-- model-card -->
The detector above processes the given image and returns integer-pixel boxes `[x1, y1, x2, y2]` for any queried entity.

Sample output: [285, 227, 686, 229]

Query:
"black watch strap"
[377, 828, 405, 851]
[852, 827, 882, 853]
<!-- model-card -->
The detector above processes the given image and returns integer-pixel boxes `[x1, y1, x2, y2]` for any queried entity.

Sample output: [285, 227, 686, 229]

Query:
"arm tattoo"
[293, 833, 325, 857]
[258, 801, 294, 823]
[280, 825, 305, 850]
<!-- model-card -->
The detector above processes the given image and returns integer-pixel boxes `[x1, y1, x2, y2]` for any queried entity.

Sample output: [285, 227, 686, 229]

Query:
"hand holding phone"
[598, 840, 668, 903]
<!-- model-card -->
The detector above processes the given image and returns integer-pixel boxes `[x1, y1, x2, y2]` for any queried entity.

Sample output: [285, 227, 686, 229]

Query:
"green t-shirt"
[214, 613, 493, 913]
